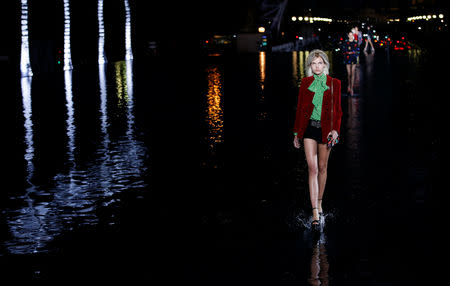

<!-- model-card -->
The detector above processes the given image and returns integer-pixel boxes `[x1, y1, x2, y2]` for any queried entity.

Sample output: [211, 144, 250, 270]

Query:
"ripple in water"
[4, 136, 147, 254]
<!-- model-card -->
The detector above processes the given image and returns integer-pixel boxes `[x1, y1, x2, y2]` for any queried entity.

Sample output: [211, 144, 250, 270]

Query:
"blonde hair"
[305, 49, 330, 77]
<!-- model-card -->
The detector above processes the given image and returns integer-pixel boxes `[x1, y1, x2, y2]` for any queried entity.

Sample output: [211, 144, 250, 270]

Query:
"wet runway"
[1, 47, 440, 284]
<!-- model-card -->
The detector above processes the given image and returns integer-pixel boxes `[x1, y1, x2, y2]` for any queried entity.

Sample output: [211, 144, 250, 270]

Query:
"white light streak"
[64, 70, 76, 161]
[21, 76, 34, 181]
[20, 0, 33, 77]
[63, 0, 73, 70]
[125, 60, 134, 138]
[124, 0, 133, 60]
[98, 0, 107, 64]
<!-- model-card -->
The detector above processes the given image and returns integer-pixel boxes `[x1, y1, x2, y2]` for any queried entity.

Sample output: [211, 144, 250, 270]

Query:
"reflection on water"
[292, 51, 305, 86]
[259, 51, 266, 91]
[5, 61, 147, 254]
[99, 64, 109, 148]
[21, 76, 34, 181]
[205, 66, 224, 161]
[346, 97, 362, 155]
[257, 52, 268, 121]
[64, 70, 76, 163]
[115, 61, 129, 109]
[407, 49, 423, 64]
[308, 233, 329, 286]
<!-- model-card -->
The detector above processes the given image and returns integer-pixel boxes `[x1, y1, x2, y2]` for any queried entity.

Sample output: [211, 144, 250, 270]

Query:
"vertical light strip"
[125, 60, 134, 138]
[206, 66, 224, 146]
[64, 70, 76, 163]
[20, 0, 33, 77]
[299, 51, 306, 79]
[98, 0, 107, 64]
[63, 0, 73, 70]
[21, 77, 34, 182]
[124, 0, 133, 60]
[98, 63, 112, 195]
[99, 64, 109, 144]
[292, 51, 298, 86]
[259, 51, 266, 90]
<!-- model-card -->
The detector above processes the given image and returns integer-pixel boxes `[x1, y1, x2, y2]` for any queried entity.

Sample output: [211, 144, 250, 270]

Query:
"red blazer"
[293, 75, 342, 143]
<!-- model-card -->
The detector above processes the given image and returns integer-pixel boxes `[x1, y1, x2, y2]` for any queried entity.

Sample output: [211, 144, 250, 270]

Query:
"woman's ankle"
[318, 199, 323, 213]
[312, 207, 320, 218]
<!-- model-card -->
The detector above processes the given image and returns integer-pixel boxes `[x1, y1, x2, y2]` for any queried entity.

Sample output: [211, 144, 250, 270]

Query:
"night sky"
[7, 0, 447, 38]
[3, 0, 446, 60]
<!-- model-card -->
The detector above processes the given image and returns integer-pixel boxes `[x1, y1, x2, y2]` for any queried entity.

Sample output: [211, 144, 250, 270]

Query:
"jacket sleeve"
[293, 79, 305, 136]
[333, 79, 343, 134]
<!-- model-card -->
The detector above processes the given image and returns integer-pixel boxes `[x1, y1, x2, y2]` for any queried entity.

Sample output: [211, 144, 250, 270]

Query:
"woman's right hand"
[293, 135, 300, 149]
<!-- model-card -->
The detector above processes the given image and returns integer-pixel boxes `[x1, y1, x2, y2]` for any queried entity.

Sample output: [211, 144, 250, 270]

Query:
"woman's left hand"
[328, 130, 339, 144]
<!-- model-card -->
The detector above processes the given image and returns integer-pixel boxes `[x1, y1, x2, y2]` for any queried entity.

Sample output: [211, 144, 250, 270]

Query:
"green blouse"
[308, 73, 329, 121]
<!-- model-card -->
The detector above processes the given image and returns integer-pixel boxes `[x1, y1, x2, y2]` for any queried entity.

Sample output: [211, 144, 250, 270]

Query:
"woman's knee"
[318, 162, 328, 174]
[308, 164, 319, 176]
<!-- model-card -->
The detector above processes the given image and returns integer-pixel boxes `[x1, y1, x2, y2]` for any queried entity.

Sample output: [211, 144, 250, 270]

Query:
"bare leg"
[350, 63, 356, 95]
[368, 39, 375, 51]
[304, 138, 320, 224]
[346, 64, 351, 93]
[317, 143, 332, 214]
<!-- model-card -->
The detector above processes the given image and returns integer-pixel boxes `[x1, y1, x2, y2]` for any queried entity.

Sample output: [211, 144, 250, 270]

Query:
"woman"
[293, 50, 342, 229]
[351, 27, 358, 43]
[354, 26, 363, 47]
[364, 25, 375, 53]
[341, 31, 359, 95]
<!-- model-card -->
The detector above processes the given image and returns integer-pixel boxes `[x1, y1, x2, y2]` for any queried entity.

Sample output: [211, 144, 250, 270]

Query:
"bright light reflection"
[99, 64, 109, 147]
[259, 51, 266, 90]
[21, 76, 34, 182]
[115, 61, 129, 108]
[64, 70, 76, 163]
[125, 60, 135, 138]
[299, 51, 306, 79]
[205, 66, 224, 148]
[98, 63, 113, 197]
[114, 60, 136, 138]
[257, 52, 268, 121]
[4, 63, 146, 255]
[292, 51, 299, 86]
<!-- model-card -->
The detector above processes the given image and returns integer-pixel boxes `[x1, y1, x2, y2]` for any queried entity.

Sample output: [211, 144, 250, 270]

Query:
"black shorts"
[303, 120, 324, 143]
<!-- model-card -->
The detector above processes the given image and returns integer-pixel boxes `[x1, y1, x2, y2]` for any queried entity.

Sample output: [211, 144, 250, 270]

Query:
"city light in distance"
[291, 16, 332, 23]
[407, 14, 445, 21]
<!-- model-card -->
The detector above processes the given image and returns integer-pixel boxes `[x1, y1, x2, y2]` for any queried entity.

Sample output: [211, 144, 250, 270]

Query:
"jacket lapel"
[303, 76, 315, 104]
[325, 75, 332, 100]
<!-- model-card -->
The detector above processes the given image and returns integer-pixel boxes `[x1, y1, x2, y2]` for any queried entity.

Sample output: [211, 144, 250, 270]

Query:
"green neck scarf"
[308, 73, 329, 107]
